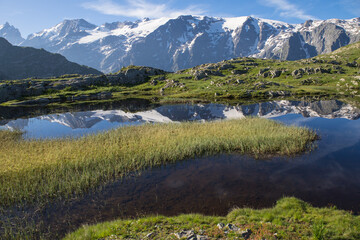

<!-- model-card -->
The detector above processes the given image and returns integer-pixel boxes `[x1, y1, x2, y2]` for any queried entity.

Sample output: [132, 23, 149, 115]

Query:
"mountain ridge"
[0, 37, 102, 80]
[2, 16, 360, 73]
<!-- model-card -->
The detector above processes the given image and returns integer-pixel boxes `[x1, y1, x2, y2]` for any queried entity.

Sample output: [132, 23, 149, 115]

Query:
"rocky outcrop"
[0, 66, 166, 104]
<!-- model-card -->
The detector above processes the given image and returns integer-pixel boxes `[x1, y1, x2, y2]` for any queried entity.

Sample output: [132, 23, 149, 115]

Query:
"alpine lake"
[1, 98, 360, 239]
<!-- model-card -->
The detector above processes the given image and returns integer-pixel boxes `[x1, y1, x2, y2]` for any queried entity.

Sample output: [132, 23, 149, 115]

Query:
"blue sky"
[1, 0, 359, 37]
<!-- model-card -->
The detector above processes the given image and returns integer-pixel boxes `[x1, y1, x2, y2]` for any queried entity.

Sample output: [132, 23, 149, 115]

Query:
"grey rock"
[226, 223, 240, 231]
[145, 232, 155, 238]
[315, 67, 331, 74]
[150, 79, 158, 85]
[301, 78, 319, 85]
[236, 79, 245, 84]
[346, 61, 358, 67]
[240, 229, 252, 239]
[219, 63, 235, 70]
[270, 70, 282, 78]
[217, 223, 225, 230]
[292, 69, 304, 78]
[232, 69, 248, 75]
[267, 90, 291, 97]
[174, 230, 195, 239]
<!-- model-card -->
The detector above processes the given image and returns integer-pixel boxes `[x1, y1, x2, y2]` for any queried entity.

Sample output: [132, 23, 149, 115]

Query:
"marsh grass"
[0, 118, 316, 206]
[64, 197, 360, 240]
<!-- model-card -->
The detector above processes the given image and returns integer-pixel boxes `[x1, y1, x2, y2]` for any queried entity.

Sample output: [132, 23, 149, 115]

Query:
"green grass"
[64, 197, 360, 240]
[0, 118, 316, 206]
[2, 42, 359, 107]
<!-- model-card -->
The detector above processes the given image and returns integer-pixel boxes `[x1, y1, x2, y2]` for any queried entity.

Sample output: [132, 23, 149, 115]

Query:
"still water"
[1, 100, 359, 139]
[1, 100, 360, 237]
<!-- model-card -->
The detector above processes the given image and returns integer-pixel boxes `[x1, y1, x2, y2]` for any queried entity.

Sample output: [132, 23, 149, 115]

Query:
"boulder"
[270, 70, 282, 78]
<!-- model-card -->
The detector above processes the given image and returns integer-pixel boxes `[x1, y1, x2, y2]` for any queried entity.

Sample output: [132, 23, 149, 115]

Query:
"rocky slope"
[4, 16, 358, 72]
[0, 37, 102, 80]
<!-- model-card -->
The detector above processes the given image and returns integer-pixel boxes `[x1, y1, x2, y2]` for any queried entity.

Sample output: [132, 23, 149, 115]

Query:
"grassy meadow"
[65, 197, 360, 240]
[0, 118, 317, 206]
[1, 42, 359, 107]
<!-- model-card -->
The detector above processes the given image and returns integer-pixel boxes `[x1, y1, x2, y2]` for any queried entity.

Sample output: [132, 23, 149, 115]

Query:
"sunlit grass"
[64, 197, 360, 240]
[0, 118, 316, 206]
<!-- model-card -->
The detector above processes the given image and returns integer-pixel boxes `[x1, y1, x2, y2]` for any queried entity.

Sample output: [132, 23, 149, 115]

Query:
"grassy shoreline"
[64, 197, 360, 240]
[0, 118, 316, 206]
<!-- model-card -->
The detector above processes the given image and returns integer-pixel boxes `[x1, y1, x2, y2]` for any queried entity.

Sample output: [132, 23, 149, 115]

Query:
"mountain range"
[1, 16, 360, 73]
[0, 37, 101, 80]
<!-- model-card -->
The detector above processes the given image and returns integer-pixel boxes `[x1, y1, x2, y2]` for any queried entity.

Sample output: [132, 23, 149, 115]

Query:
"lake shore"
[64, 197, 360, 240]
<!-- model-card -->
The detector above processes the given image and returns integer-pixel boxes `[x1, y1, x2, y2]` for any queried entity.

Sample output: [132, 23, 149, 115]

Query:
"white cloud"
[260, 0, 317, 21]
[82, 0, 206, 19]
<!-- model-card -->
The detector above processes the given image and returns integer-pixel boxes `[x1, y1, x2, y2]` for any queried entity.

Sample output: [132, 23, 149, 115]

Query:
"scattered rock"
[240, 229, 252, 239]
[173, 230, 195, 239]
[163, 79, 185, 89]
[270, 70, 282, 78]
[232, 69, 248, 75]
[301, 78, 319, 85]
[150, 79, 158, 85]
[145, 232, 155, 238]
[254, 82, 267, 89]
[236, 79, 245, 84]
[0, 66, 166, 104]
[219, 63, 235, 70]
[226, 223, 240, 231]
[267, 91, 291, 97]
[346, 61, 358, 67]
[329, 60, 341, 65]
[315, 67, 331, 74]
[292, 69, 304, 79]
[217, 223, 225, 230]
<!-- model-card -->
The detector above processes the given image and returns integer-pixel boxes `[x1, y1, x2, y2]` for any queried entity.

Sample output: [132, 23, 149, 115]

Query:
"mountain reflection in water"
[1, 100, 359, 139]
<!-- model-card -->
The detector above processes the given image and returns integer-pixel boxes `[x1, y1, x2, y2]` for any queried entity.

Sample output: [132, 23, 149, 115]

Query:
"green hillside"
[1, 42, 359, 107]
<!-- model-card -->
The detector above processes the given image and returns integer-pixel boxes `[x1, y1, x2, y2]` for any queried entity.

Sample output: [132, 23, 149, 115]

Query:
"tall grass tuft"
[0, 118, 317, 206]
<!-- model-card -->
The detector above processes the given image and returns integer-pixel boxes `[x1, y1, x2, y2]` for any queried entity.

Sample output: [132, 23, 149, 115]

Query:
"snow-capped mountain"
[0, 22, 24, 45]
[5, 16, 360, 73]
[2, 100, 359, 131]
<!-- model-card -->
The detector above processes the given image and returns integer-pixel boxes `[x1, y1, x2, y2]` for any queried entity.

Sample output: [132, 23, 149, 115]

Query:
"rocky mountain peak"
[0, 22, 24, 45]
[16, 15, 360, 73]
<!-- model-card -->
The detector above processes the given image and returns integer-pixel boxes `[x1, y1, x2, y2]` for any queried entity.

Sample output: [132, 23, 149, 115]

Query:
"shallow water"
[38, 111, 360, 237]
[1, 99, 360, 238]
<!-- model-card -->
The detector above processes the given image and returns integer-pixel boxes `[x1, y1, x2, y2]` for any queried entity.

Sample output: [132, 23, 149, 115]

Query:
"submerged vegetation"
[65, 197, 360, 240]
[0, 118, 316, 206]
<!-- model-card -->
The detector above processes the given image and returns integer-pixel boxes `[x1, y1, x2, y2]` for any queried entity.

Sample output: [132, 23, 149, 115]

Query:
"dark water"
[37, 112, 360, 237]
[1, 99, 360, 238]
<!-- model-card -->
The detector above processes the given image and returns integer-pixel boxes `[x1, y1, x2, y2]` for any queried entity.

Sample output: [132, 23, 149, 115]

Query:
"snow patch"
[223, 17, 248, 31]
